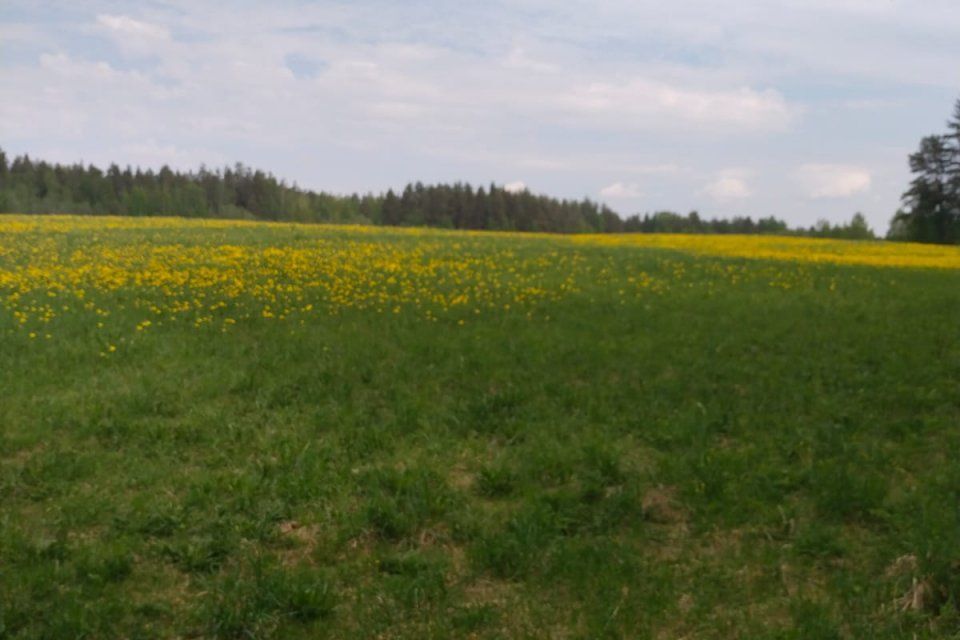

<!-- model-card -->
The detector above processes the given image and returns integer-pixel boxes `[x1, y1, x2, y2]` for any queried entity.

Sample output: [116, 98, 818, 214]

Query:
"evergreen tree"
[381, 189, 402, 226]
[892, 98, 960, 243]
[0, 145, 868, 238]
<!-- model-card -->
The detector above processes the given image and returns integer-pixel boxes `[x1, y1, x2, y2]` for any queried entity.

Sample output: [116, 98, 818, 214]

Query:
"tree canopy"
[890, 99, 960, 243]
[0, 147, 872, 238]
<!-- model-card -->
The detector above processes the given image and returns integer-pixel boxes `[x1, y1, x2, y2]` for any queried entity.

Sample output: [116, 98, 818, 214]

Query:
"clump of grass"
[471, 499, 560, 579]
[161, 534, 235, 574]
[202, 558, 336, 638]
[787, 599, 842, 640]
[450, 603, 500, 633]
[377, 551, 449, 608]
[471, 485, 642, 580]
[73, 542, 134, 586]
[475, 464, 516, 498]
[810, 461, 887, 523]
[792, 525, 845, 560]
[360, 467, 457, 541]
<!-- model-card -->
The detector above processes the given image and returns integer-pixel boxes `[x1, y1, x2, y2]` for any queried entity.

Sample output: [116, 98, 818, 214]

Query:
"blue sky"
[2, 1, 959, 232]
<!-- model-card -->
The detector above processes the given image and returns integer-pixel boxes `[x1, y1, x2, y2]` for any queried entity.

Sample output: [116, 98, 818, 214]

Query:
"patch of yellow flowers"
[1, 215, 958, 346]
[571, 233, 960, 270]
[0, 216, 584, 343]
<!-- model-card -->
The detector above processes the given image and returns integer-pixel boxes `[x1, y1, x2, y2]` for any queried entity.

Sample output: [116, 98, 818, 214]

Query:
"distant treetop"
[0, 148, 872, 239]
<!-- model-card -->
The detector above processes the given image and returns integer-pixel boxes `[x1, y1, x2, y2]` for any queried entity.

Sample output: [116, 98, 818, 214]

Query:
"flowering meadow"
[3, 215, 958, 350]
[2, 215, 960, 638]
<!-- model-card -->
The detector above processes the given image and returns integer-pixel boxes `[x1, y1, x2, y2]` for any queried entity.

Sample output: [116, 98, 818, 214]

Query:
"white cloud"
[119, 140, 228, 170]
[796, 163, 871, 198]
[96, 14, 169, 41]
[564, 79, 799, 133]
[599, 182, 643, 198]
[503, 47, 558, 73]
[94, 14, 173, 58]
[704, 170, 753, 201]
[504, 181, 527, 193]
[623, 163, 684, 175]
[367, 101, 429, 121]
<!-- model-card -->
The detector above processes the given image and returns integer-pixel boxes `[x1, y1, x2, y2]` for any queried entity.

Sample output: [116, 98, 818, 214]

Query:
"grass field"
[2, 215, 960, 639]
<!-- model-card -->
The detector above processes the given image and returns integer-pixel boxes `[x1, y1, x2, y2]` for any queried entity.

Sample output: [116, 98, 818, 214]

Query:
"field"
[2, 215, 960, 639]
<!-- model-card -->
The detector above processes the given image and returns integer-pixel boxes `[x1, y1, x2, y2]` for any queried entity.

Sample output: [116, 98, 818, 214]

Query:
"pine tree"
[893, 98, 960, 243]
[897, 134, 955, 243]
[382, 189, 401, 226]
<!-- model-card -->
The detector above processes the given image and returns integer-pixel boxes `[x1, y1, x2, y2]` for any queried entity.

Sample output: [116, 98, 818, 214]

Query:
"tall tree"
[381, 189, 402, 226]
[892, 98, 960, 243]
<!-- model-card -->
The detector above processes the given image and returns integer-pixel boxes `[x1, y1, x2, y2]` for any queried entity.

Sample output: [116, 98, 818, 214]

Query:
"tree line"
[621, 210, 872, 239]
[0, 147, 873, 238]
[890, 99, 960, 243]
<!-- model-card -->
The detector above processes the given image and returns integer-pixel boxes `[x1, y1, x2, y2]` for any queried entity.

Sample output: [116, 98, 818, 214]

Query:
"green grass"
[2, 224, 960, 638]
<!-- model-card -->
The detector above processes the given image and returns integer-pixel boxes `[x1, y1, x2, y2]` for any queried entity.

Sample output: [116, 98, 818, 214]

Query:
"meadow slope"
[2, 216, 960, 638]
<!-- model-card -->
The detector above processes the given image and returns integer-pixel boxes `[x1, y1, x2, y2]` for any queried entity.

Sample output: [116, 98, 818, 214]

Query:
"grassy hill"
[2, 216, 959, 638]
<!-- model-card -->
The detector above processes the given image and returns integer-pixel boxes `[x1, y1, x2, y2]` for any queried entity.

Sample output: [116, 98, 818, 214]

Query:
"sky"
[2, 1, 959, 233]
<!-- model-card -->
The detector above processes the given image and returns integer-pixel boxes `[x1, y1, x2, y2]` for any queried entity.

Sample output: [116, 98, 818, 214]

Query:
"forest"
[0, 148, 874, 238]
